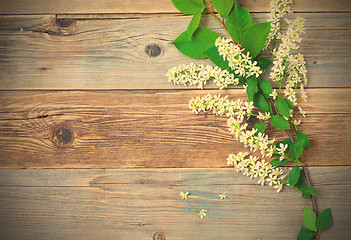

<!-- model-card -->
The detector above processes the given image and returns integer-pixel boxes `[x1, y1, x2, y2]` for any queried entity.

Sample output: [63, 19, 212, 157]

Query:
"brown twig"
[204, 1, 246, 56]
[208, 9, 237, 44]
[269, 98, 317, 217]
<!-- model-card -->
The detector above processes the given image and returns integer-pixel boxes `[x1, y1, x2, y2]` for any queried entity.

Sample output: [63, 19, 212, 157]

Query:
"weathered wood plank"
[0, 167, 350, 239]
[0, 0, 350, 14]
[0, 89, 350, 169]
[0, 13, 350, 89]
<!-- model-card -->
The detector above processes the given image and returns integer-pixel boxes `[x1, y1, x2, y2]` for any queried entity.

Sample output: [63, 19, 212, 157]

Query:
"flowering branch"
[169, 0, 333, 239]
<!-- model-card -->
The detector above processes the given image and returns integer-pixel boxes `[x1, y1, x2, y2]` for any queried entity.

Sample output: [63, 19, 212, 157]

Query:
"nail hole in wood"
[55, 18, 75, 28]
[153, 232, 165, 240]
[54, 127, 74, 146]
[145, 44, 161, 57]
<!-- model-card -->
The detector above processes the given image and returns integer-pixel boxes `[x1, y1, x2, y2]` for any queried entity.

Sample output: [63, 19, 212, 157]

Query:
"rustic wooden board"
[0, 89, 349, 169]
[0, 13, 350, 89]
[0, 0, 350, 14]
[0, 167, 350, 239]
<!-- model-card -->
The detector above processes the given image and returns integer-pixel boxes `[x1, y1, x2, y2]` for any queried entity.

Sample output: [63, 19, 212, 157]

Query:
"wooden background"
[0, 0, 350, 239]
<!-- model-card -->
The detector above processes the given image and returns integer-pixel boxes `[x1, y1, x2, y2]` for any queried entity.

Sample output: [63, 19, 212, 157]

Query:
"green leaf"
[288, 165, 300, 186]
[258, 86, 270, 99]
[300, 186, 318, 198]
[303, 207, 317, 232]
[296, 170, 306, 188]
[246, 76, 258, 102]
[172, 27, 221, 59]
[205, 46, 231, 71]
[275, 96, 290, 118]
[227, 0, 252, 44]
[237, 75, 245, 86]
[259, 78, 272, 96]
[270, 158, 289, 167]
[296, 131, 310, 150]
[212, 0, 234, 18]
[257, 58, 272, 70]
[187, 11, 203, 40]
[171, 0, 205, 15]
[242, 22, 271, 58]
[253, 121, 265, 134]
[297, 226, 316, 240]
[317, 208, 333, 231]
[289, 140, 304, 161]
[253, 92, 270, 112]
[283, 97, 294, 109]
[270, 115, 290, 130]
[295, 170, 317, 197]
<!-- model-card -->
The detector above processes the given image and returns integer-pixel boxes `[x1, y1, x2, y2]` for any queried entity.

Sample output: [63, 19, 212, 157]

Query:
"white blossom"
[257, 111, 271, 121]
[196, 209, 208, 218]
[298, 106, 306, 117]
[269, 89, 278, 100]
[219, 192, 228, 200]
[180, 191, 190, 200]
[293, 119, 301, 126]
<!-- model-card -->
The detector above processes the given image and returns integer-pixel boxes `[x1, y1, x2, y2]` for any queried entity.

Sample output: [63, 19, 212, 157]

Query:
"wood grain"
[0, 0, 350, 14]
[0, 13, 350, 89]
[0, 89, 349, 169]
[0, 167, 350, 239]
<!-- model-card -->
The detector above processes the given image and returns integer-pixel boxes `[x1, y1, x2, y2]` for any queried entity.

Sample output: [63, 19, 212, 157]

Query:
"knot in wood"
[54, 127, 74, 146]
[145, 44, 161, 57]
[55, 18, 75, 28]
[153, 232, 165, 240]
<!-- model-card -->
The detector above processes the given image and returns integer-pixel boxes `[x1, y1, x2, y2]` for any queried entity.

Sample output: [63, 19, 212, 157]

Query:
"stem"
[271, 40, 279, 61]
[269, 98, 318, 216]
[204, 0, 246, 54]
[283, 182, 302, 192]
[208, 8, 237, 44]
[315, 231, 320, 240]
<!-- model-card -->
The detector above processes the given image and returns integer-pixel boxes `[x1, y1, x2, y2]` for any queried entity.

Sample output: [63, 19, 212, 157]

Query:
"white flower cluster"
[227, 152, 285, 192]
[215, 37, 262, 78]
[166, 63, 239, 89]
[189, 94, 275, 158]
[227, 115, 275, 158]
[270, 18, 305, 82]
[270, 17, 307, 106]
[189, 94, 254, 118]
[284, 54, 308, 105]
[264, 0, 293, 49]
